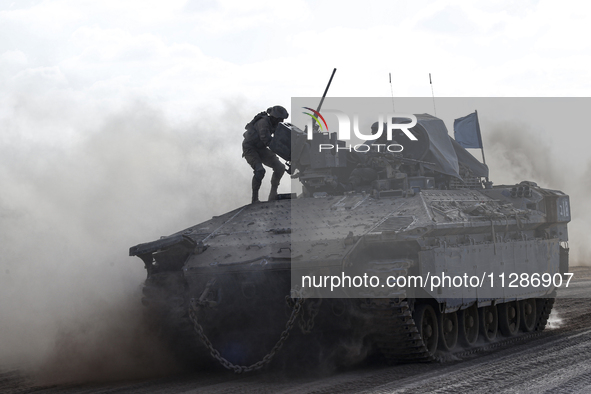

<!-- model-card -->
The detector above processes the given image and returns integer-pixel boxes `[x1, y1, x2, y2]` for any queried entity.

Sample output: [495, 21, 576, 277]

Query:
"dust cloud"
[0, 100, 258, 383]
[546, 309, 564, 330]
[485, 121, 589, 265]
[486, 120, 565, 190]
[1, 99, 586, 384]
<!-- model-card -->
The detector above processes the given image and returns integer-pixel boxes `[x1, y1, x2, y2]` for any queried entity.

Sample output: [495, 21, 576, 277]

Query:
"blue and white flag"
[454, 112, 483, 149]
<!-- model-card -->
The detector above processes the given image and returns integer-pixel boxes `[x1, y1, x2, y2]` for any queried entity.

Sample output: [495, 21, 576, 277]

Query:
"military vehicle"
[130, 104, 570, 371]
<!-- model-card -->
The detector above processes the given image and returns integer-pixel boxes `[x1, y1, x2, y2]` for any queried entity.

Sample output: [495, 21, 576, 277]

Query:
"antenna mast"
[316, 68, 337, 113]
[429, 73, 436, 116]
[389, 73, 395, 112]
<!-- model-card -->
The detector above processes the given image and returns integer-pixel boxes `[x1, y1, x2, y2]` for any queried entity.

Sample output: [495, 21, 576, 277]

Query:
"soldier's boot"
[252, 176, 263, 204]
[268, 172, 283, 201]
[268, 184, 279, 201]
[252, 190, 260, 204]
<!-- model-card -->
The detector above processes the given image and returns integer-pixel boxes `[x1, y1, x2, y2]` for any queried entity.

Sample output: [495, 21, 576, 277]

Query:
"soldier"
[243, 105, 289, 203]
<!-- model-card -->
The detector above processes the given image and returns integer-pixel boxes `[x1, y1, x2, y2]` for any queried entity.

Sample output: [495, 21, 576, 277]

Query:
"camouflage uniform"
[243, 111, 286, 203]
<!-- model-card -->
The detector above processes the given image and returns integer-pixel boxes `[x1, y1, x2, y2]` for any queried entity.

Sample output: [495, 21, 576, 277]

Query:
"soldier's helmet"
[370, 121, 387, 135]
[267, 105, 289, 120]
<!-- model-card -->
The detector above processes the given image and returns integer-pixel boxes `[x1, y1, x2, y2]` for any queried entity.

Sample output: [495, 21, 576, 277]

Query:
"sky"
[2, 0, 590, 130]
[0, 0, 590, 380]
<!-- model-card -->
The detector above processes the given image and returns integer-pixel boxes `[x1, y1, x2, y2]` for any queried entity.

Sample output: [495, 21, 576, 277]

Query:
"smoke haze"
[0, 96, 588, 384]
[0, 99, 262, 382]
[485, 121, 589, 265]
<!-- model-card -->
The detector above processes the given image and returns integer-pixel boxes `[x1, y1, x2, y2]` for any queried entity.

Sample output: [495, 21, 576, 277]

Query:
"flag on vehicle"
[454, 111, 483, 149]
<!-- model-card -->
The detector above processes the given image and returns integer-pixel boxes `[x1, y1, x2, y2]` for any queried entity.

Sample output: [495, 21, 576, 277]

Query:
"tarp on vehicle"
[409, 114, 488, 179]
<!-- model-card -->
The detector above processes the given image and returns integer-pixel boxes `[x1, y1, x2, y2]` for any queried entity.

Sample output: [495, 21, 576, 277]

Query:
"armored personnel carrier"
[131, 112, 570, 371]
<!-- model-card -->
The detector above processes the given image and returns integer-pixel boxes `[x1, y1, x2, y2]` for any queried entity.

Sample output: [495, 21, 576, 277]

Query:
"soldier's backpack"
[245, 112, 268, 130]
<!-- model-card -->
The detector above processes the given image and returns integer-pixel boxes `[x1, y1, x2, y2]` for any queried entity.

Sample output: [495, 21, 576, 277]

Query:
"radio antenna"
[429, 73, 436, 115]
[389, 73, 395, 112]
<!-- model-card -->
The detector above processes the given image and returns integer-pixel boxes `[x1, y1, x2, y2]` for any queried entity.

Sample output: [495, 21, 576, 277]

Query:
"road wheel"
[414, 304, 439, 356]
[458, 303, 479, 347]
[520, 299, 537, 332]
[499, 301, 521, 336]
[479, 304, 498, 342]
[438, 311, 458, 351]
